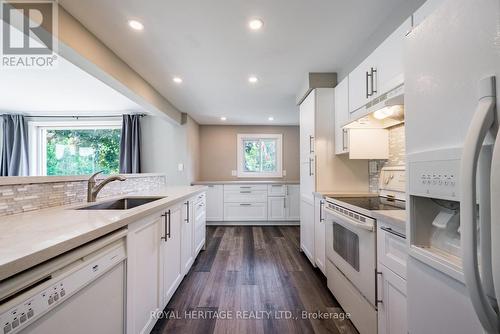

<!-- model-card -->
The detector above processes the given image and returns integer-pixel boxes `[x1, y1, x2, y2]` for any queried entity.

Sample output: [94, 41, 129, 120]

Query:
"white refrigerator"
[405, 0, 500, 333]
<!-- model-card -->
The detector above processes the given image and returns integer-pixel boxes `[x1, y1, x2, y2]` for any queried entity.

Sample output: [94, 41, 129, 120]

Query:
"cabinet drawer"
[377, 225, 407, 279]
[267, 184, 287, 196]
[224, 190, 267, 203]
[224, 202, 267, 221]
[224, 184, 268, 192]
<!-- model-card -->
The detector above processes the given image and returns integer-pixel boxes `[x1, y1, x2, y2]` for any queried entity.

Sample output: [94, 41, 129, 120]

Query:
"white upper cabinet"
[334, 77, 350, 155]
[349, 17, 411, 116]
[372, 18, 411, 97]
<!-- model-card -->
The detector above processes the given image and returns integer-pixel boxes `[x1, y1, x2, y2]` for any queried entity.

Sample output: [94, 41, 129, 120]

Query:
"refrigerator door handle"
[491, 94, 500, 326]
[460, 76, 499, 334]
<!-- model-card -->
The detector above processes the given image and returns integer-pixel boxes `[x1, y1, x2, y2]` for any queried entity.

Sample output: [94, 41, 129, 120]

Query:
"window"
[237, 133, 282, 178]
[29, 121, 121, 176]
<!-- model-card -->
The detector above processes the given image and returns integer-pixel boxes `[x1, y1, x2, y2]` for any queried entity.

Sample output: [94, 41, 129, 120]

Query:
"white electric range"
[323, 166, 406, 334]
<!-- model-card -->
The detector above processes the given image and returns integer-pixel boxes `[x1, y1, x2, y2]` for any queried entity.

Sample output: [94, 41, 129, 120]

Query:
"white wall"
[141, 114, 199, 185]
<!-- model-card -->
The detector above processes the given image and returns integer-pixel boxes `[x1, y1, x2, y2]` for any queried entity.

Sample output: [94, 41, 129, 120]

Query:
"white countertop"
[0, 185, 206, 281]
[192, 180, 299, 185]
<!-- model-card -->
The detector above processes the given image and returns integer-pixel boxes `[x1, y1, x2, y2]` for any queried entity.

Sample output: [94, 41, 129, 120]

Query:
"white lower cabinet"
[377, 223, 408, 334]
[127, 212, 164, 334]
[162, 203, 183, 305]
[224, 202, 267, 221]
[181, 199, 194, 276]
[314, 197, 325, 274]
[286, 185, 300, 220]
[193, 195, 206, 254]
[300, 197, 315, 265]
[268, 196, 286, 220]
[206, 185, 223, 221]
[126, 192, 207, 334]
[377, 264, 407, 334]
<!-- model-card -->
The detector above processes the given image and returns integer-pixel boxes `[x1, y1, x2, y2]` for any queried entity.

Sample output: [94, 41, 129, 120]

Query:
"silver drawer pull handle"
[240, 203, 252, 206]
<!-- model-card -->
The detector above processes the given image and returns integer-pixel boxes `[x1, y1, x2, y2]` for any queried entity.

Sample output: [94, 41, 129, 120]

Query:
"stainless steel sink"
[77, 197, 166, 210]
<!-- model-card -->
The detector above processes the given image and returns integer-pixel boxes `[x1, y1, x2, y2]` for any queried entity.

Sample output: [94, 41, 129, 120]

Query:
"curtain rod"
[0, 114, 147, 119]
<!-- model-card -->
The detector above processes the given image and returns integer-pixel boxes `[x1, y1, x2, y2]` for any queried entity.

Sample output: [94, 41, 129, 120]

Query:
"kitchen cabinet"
[300, 197, 315, 265]
[377, 264, 408, 334]
[348, 18, 410, 116]
[268, 196, 286, 221]
[299, 88, 368, 267]
[206, 185, 223, 221]
[349, 128, 389, 159]
[314, 196, 326, 274]
[334, 76, 350, 155]
[286, 185, 300, 220]
[224, 202, 267, 221]
[161, 203, 183, 305]
[193, 193, 206, 254]
[126, 211, 164, 334]
[377, 223, 408, 334]
[181, 199, 194, 276]
[268, 184, 287, 196]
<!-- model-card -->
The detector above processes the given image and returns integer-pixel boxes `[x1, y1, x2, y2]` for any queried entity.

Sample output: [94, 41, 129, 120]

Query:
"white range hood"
[344, 84, 405, 129]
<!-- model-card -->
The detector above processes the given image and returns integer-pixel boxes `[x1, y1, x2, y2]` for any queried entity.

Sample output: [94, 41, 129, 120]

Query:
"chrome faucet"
[87, 171, 126, 202]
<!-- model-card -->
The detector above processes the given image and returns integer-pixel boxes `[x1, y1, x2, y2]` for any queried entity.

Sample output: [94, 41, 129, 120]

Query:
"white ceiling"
[58, 0, 419, 125]
[0, 21, 143, 116]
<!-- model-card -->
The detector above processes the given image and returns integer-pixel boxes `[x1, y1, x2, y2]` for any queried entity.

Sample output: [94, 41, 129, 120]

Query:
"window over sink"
[236, 133, 282, 178]
[29, 120, 121, 176]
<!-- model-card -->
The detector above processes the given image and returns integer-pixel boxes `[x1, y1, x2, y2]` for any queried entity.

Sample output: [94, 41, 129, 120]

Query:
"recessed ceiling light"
[248, 76, 258, 84]
[268, 116, 274, 121]
[128, 20, 144, 31]
[173, 77, 183, 84]
[220, 116, 227, 121]
[249, 18, 264, 31]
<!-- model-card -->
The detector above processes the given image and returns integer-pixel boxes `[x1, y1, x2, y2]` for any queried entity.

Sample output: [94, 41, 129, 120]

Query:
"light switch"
[283, 170, 287, 176]
[178, 163, 184, 172]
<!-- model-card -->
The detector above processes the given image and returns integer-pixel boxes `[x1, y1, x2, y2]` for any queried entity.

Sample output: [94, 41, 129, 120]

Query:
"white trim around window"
[236, 133, 283, 178]
[28, 120, 122, 176]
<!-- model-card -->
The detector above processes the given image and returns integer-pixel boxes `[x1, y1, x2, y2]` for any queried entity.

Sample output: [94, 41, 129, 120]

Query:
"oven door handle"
[325, 208, 374, 232]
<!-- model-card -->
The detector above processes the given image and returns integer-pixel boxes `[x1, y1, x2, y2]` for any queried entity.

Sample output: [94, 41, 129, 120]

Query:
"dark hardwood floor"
[151, 226, 358, 334]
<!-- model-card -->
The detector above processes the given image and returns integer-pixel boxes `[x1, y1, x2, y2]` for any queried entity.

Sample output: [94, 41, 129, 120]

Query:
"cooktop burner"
[330, 197, 405, 211]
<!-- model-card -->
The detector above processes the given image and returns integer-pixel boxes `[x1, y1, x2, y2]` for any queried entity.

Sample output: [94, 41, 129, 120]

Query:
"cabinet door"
[268, 196, 286, 221]
[286, 185, 300, 220]
[334, 77, 350, 154]
[127, 213, 163, 334]
[181, 200, 194, 276]
[377, 265, 407, 334]
[348, 59, 371, 113]
[373, 18, 410, 96]
[299, 90, 316, 201]
[300, 197, 315, 266]
[314, 197, 326, 274]
[162, 204, 183, 306]
[194, 197, 206, 255]
[206, 185, 223, 221]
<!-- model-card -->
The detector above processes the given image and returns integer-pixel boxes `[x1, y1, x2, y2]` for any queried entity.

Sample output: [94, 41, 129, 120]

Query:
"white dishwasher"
[0, 229, 127, 334]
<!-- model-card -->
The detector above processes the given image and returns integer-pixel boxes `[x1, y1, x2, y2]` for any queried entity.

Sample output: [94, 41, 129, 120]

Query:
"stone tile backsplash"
[0, 175, 166, 217]
[369, 124, 406, 193]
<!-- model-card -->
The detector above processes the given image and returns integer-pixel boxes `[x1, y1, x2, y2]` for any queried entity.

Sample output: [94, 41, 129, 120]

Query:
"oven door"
[325, 208, 376, 306]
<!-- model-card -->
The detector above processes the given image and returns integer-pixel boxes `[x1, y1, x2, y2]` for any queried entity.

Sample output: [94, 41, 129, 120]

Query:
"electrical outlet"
[283, 170, 287, 176]
[231, 170, 237, 176]
[178, 163, 184, 172]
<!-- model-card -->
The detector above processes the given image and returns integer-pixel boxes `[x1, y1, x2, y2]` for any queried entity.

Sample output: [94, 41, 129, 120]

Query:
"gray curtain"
[119, 114, 141, 173]
[1, 114, 29, 176]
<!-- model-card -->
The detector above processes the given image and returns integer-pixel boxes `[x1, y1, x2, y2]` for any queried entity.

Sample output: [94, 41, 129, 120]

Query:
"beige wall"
[141, 114, 200, 185]
[199, 125, 300, 181]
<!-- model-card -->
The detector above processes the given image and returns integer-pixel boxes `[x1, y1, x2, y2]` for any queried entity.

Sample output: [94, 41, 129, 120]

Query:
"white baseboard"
[206, 221, 300, 226]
